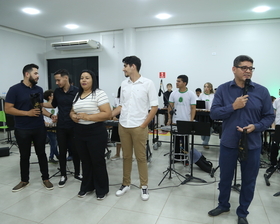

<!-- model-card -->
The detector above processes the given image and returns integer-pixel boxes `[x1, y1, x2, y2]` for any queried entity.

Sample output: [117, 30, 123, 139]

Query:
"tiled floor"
[0, 131, 279, 224]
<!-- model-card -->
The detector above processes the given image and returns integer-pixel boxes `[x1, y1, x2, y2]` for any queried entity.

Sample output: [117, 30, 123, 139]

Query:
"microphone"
[243, 79, 251, 96]
[158, 80, 163, 97]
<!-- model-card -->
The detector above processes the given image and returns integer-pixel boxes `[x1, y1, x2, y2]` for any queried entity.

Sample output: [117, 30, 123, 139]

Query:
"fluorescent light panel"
[65, 24, 79, 29]
[252, 6, 270, 13]
[22, 8, 40, 15]
[155, 13, 171, 20]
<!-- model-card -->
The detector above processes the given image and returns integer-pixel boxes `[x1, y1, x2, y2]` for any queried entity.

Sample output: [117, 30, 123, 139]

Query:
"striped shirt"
[73, 89, 109, 125]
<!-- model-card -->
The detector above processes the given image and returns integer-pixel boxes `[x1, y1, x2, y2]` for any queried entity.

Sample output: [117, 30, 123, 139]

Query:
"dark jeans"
[56, 127, 80, 176]
[15, 126, 49, 182]
[74, 122, 109, 196]
[46, 130, 59, 159]
[218, 145, 260, 217]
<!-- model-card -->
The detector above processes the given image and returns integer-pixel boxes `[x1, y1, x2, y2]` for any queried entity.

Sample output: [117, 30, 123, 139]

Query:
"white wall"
[0, 27, 47, 95]
[1, 19, 280, 107]
[136, 20, 280, 107]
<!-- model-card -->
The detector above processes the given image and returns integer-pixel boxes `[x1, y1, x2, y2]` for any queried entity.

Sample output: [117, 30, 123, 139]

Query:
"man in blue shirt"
[208, 55, 274, 224]
[5, 64, 54, 192]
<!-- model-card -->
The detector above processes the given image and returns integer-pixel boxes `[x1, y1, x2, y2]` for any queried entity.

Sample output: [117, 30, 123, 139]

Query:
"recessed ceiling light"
[65, 24, 79, 29]
[155, 13, 171, 20]
[252, 6, 270, 13]
[22, 8, 40, 15]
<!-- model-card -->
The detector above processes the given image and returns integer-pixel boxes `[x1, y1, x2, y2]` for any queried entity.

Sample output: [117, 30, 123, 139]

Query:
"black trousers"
[15, 126, 49, 182]
[56, 127, 80, 176]
[74, 122, 109, 196]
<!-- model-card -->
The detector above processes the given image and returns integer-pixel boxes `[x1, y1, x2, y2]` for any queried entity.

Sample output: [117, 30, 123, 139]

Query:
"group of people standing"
[4, 55, 276, 224]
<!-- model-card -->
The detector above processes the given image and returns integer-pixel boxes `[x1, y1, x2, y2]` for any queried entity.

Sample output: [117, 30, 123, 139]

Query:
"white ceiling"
[0, 0, 280, 38]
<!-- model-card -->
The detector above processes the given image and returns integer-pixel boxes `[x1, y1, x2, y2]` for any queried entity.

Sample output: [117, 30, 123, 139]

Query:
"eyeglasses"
[235, 66, 255, 72]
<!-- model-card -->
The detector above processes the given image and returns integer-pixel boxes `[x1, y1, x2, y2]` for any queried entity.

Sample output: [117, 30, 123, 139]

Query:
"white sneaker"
[116, 185, 130, 196]
[141, 186, 149, 201]
[110, 155, 121, 161]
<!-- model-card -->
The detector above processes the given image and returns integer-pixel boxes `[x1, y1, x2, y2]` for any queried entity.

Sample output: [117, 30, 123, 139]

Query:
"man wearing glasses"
[208, 55, 274, 224]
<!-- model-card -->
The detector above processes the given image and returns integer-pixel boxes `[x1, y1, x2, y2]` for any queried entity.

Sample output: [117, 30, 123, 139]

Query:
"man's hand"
[28, 108, 41, 117]
[232, 95, 248, 110]
[236, 124, 255, 134]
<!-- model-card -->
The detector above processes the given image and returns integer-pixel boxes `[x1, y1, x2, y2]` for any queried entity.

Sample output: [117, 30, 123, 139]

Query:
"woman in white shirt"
[199, 82, 215, 149]
[70, 69, 111, 200]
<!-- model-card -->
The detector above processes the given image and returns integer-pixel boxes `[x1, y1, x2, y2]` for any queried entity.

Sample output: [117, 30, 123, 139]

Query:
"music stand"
[158, 88, 188, 185]
[264, 125, 280, 191]
[177, 121, 210, 184]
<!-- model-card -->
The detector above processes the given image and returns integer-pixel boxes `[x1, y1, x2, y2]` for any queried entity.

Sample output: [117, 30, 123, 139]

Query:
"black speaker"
[0, 147, 10, 157]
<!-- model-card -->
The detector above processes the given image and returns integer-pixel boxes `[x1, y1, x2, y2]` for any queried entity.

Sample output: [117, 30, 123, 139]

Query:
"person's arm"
[75, 103, 112, 122]
[112, 105, 122, 118]
[190, 104, 196, 121]
[42, 102, 54, 108]
[5, 102, 41, 117]
[167, 102, 174, 125]
[70, 108, 79, 123]
[140, 106, 158, 128]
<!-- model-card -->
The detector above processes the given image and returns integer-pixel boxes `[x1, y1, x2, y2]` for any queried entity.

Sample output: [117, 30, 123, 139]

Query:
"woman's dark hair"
[117, 86, 121, 98]
[73, 69, 98, 104]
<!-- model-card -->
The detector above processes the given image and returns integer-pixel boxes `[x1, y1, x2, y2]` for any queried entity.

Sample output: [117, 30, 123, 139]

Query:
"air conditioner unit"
[51, 39, 100, 50]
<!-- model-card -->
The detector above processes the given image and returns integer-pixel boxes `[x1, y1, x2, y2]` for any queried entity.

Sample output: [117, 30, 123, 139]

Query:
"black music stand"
[264, 125, 280, 190]
[177, 121, 210, 184]
[158, 90, 188, 185]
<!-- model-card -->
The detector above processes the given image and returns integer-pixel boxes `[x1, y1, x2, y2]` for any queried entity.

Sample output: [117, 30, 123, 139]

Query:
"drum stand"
[263, 125, 280, 197]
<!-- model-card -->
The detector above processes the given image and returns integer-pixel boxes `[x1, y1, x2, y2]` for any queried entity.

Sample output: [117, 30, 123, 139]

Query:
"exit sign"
[159, 72, 166, 78]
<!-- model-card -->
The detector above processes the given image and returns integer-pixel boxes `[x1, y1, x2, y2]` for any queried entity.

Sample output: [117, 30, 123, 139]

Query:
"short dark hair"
[122, 56, 141, 72]
[233, 55, 254, 67]
[177, 75, 188, 85]
[22, 63, 39, 76]
[53, 69, 70, 77]
[43, 89, 54, 101]
[196, 88, 202, 92]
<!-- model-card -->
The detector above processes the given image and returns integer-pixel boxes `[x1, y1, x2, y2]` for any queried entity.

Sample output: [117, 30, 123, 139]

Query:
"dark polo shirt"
[5, 81, 44, 129]
[51, 85, 78, 129]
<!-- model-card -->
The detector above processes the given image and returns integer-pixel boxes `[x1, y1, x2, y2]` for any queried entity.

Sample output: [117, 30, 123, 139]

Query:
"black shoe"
[238, 217, 248, 224]
[78, 191, 93, 198]
[208, 206, 230, 217]
[74, 174, 83, 181]
[58, 176, 67, 188]
[266, 165, 276, 173]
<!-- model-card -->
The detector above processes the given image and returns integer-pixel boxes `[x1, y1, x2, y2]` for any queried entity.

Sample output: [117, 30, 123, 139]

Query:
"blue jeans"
[46, 129, 59, 159]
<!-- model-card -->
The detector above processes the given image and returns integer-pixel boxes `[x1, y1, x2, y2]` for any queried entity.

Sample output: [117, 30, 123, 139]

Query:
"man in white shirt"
[112, 56, 158, 201]
[167, 75, 213, 173]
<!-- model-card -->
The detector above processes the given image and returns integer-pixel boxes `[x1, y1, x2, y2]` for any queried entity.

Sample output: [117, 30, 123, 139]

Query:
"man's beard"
[29, 76, 38, 85]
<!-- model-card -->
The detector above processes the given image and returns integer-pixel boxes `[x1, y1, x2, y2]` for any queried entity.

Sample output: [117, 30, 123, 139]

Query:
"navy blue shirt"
[51, 85, 78, 129]
[210, 79, 275, 150]
[5, 81, 44, 129]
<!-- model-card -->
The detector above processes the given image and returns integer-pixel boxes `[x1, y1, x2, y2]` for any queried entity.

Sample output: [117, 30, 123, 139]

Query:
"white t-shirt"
[273, 97, 280, 125]
[119, 76, 158, 128]
[43, 107, 58, 125]
[198, 93, 215, 110]
[169, 89, 196, 122]
[73, 89, 109, 125]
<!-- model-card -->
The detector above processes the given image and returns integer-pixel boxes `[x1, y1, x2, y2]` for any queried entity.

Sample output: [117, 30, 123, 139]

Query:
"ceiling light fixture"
[65, 24, 79, 29]
[155, 13, 171, 20]
[22, 8, 40, 15]
[252, 6, 270, 13]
